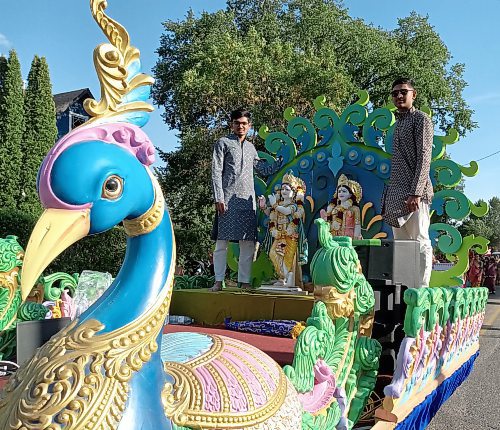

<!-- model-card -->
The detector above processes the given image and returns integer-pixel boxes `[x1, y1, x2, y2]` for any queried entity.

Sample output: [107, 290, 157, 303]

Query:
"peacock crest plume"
[84, 0, 154, 127]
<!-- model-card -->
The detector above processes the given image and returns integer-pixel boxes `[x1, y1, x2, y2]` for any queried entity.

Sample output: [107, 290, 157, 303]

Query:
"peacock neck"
[79, 209, 174, 333]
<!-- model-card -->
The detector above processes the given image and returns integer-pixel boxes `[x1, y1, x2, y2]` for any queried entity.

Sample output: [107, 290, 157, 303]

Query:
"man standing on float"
[383, 78, 434, 288]
[210, 109, 258, 291]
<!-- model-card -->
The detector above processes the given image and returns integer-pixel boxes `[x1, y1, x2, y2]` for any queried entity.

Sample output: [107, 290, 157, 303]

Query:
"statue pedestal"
[258, 285, 309, 296]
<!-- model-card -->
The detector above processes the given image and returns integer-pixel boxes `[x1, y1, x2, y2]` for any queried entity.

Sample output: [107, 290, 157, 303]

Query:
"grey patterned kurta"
[211, 134, 258, 241]
[383, 108, 434, 227]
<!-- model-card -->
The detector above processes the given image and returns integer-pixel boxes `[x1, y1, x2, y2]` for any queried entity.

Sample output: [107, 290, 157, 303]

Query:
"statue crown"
[336, 174, 362, 203]
[282, 171, 306, 194]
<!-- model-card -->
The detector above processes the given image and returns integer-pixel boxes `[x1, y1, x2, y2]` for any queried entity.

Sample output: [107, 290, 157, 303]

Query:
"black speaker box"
[359, 240, 420, 288]
[16, 318, 71, 365]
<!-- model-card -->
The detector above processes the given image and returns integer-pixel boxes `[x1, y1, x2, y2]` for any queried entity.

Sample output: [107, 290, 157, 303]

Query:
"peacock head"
[20, 122, 161, 301]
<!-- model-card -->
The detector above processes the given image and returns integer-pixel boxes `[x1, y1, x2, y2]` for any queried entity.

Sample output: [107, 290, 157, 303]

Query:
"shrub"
[0, 209, 126, 276]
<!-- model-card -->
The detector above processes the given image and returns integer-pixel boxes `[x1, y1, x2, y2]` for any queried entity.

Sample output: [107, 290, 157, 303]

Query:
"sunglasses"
[391, 89, 414, 97]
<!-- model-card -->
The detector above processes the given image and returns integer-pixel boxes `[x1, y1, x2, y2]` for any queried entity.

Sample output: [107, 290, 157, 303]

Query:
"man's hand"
[215, 202, 226, 215]
[406, 195, 421, 213]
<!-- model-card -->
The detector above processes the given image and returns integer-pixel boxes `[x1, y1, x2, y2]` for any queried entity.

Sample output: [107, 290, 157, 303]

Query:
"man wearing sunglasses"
[383, 78, 434, 288]
[211, 108, 258, 292]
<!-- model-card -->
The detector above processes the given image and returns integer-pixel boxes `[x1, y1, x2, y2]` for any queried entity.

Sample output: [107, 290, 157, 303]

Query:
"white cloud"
[0, 33, 11, 50]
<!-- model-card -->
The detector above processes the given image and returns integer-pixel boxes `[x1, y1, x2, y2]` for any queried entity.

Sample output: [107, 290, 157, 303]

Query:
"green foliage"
[153, 0, 476, 269]
[0, 50, 25, 210]
[19, 56, 58, 216]
[155, 127, 217, 272]
[459, 196, 500, 250]
[0, 209, 126, 276]
[153, 1, 474, 135]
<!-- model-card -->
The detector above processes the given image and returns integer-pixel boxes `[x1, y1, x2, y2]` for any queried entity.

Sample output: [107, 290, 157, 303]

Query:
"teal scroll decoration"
[251, 92, 489, 289]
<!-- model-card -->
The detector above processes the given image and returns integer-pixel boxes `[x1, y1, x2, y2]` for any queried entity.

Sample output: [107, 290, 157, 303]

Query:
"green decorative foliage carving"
[40, 272, 79, 301]
[431, 235, 489, 287]
[0, 236, 23, 332]
[0, 289, 21, 332]
[432, 159, 463, 188]
[284, 219, 381, 429]
[432, 189, 471, 220]
[0, 235, 23, 272]
[469, 199, 489, 217]
[429, 223, 463, 254]
[310, 221, 359, 294]
[347, 336, 382, 425]
[17, 302, 49, 322]
[459, 161, 479, 177]
[0, 235, 76, 360]
[402, 286, 488, 338]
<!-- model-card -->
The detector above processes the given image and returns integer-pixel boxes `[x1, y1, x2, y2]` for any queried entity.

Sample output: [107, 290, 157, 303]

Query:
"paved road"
[428, 286, 500, 430]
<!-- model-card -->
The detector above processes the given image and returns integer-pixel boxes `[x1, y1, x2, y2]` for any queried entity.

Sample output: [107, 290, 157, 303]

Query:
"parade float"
[0, 1, 490, 429]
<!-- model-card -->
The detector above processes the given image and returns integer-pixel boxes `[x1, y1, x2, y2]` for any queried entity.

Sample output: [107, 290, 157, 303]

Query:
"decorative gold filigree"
[185, 334, 224, 368]
[162, 357, 288, 429]
[0, 270, 21, 332]
[123, 172, 164, 237]
[359, 311, 375, 337]
[84, 0, 154, 123]
[26, 282, 45, 304]
[222, 339, 274, 399]
[0, 237, 176, 429]
[282, 170, 306, 194]
[314, 286, 355, 319]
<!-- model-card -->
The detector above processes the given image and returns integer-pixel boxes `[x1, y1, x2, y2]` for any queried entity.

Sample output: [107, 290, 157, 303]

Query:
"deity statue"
[260, 171, 308, 288]
[320, 174, 363, 240]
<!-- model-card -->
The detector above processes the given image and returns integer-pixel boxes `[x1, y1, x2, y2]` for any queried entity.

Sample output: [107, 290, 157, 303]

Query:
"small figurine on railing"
[320, 174, 363, 240]
[260, 171, 308, 288]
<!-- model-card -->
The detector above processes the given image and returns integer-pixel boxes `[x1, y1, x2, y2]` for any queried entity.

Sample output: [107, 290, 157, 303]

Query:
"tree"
[19, 56, 58, 215]
[152, 0, 476, 269]
[0, 50, 24, 210]
[155, 127, 217, 270]
[460, 197, 500, 250]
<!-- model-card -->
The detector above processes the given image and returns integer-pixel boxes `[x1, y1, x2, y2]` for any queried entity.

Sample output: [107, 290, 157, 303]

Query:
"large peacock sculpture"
[0, 1, 305, 429]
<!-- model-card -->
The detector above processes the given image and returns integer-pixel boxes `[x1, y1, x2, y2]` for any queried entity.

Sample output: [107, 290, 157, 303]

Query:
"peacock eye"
[102, 175, 123, 200]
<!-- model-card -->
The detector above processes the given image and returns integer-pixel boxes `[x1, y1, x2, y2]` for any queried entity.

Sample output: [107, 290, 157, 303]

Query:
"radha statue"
[320, 174, 363, 240]
[260, 171, 308, 288]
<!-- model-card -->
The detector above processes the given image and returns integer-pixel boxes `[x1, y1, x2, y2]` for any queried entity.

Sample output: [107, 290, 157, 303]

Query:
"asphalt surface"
[427, 286, 500, 430]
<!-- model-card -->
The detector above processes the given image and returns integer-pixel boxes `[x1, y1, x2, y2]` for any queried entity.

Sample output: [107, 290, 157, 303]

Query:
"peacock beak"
[20, 208, 91, 301]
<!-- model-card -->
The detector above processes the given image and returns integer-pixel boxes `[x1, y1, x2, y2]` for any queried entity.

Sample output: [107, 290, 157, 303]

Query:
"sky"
[0, 0, 498, 203]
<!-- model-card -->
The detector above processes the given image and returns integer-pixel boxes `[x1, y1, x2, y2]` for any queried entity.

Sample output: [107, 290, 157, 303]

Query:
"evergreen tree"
[19, 56, 58, 215]
[0, 50, 24, 210]
[0, 55, 7, 86]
